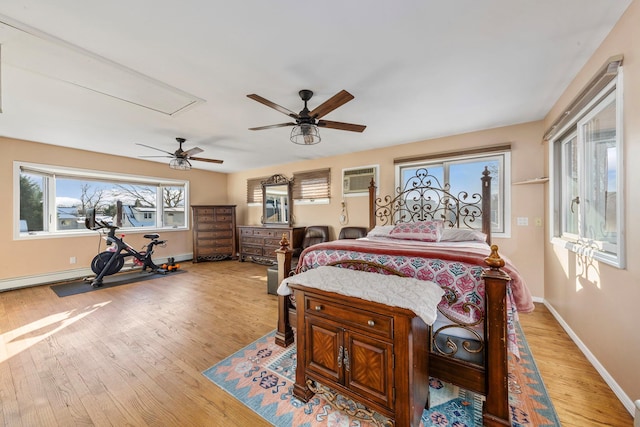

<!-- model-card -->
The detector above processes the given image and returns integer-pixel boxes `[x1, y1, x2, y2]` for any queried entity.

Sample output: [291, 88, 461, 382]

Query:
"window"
[292, 168, 331, 204]
[395, 149, 510, 237]
[551, 75, 624, 268]
[15, 162, 189, 237]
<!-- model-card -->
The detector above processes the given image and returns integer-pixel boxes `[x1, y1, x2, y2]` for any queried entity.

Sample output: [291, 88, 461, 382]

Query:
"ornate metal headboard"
[368, 167, 492, 242]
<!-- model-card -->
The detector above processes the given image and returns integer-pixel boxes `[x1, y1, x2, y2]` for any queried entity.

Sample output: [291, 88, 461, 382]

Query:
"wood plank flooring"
[0, 261, 634, 426]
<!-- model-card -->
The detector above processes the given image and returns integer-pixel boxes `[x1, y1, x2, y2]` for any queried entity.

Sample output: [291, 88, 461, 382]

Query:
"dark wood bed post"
[481, 245, 511, 426]
[368, 178, 376, 230]
[481, 166, 492, 244]
[275, 234, 294, 347]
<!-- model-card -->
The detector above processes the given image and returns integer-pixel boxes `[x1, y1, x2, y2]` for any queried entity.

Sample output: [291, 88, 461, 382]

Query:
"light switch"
[516, 217, 528, 226]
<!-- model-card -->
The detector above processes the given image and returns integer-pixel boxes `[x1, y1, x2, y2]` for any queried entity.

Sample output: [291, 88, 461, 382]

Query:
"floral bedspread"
[294, 238, 534, 357]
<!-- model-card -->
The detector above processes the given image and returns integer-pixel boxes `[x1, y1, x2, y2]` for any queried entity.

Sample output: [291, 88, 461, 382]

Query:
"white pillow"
[440, 228, 487, 242]
[366, 225, 395, 238]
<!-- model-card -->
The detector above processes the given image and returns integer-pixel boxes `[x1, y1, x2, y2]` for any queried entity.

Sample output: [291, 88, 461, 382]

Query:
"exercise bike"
[85, 208, 167, 287]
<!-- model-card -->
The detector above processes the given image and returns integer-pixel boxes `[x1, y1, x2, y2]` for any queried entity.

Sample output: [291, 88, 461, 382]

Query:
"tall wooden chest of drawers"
[191, 205, 237, 262]
[238, 225, 305, 264]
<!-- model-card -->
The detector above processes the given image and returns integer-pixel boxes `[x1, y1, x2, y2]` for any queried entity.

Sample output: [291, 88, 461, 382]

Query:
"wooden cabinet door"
[345, 330, 394, 410]
[305, 317, 343, 386]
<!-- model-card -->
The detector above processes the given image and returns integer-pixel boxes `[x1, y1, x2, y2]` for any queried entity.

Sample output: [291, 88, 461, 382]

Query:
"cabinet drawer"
[214, 208, 233, 215]
[242, 246, 263, 256]
[252, 228, 282, 238]
[240, 228, 257, 236]
[197, 230, 232, 238]
[198, 238, 233, 246]
[305, 297, 393, 339]
[199, 222, 232, 230]
[198, 246, 233, 255]
[264, 237, 284, 247]
[241, 236, 264, 245]
[195, 208, 216, 216]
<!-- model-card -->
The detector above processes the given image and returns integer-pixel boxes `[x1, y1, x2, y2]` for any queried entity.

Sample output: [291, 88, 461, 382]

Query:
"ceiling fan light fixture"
[169, 157, 191, 170]
[290, 124, 321, 145]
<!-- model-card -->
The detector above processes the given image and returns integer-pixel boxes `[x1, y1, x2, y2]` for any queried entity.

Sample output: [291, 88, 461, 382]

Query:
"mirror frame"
[261, 174, 293, 227]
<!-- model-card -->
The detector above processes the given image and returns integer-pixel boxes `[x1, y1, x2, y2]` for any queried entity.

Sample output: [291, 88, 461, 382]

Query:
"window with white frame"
[395, 149, 511, 237]
[15, 162, 189, 237]
[550, 71, 624, 268]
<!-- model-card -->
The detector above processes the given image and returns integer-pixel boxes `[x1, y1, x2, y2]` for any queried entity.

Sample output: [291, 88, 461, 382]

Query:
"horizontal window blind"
[246, 177, 266, 203]
[292, 168, 331, 200]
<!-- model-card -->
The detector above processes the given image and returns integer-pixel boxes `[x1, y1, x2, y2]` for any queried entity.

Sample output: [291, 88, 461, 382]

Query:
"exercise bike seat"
[144, 233, 160, 240]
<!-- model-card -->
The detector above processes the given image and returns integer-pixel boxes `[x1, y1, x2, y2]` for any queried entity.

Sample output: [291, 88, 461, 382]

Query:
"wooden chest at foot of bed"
[289, 283, 430, 427]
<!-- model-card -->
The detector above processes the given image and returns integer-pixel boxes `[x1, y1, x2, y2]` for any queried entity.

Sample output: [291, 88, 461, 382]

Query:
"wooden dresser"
[289, 283, 430, 427]
[191, 205, 237, 262]
[238, 225, 304, 264]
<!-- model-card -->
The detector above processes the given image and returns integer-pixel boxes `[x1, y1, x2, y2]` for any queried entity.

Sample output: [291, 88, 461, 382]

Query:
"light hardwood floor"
[0, 261, 634, 426]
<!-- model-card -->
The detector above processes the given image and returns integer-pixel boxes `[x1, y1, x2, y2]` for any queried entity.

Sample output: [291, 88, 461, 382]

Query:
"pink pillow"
[388, 221, 444, 242]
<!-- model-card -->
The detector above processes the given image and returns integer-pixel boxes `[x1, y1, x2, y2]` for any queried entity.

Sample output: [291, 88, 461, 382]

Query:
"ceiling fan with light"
[247, 89, 366, 145]
[136, 137, 223, 170]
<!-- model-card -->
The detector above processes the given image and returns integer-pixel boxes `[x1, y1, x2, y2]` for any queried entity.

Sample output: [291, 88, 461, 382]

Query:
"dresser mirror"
[262, 174, 293, 226]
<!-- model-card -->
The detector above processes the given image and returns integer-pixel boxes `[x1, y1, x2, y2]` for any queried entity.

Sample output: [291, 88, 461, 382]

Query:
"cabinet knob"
[315, 305, 322, 311]
[367, 320, 375, 327]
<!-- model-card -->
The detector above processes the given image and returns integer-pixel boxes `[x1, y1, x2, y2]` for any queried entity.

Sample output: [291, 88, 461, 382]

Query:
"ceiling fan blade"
[136, 143, 174, 155]
[190, 156, 224, 164]
[249, 122, 296, 131]
[247, 94, 299, 118]
[309, 90, 354, 119]
[317, 120, 366, 133]
[139, 155, 174, 158]
[183, 147, 204, 157]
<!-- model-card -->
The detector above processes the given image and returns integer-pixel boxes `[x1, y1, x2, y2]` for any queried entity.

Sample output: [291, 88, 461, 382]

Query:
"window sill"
[551, 237, 624, 269]
[16, 226, 188, 241]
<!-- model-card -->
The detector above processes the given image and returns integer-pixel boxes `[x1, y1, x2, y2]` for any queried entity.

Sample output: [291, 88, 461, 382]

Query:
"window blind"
[544, 54, 623, 141]
[393, 144, 511, 164]
[292, 168, 331, 200]
[246, 177, 266, 203]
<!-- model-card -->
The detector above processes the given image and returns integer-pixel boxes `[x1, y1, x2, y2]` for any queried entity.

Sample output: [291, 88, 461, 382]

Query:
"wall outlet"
[69, 256, 77, 264]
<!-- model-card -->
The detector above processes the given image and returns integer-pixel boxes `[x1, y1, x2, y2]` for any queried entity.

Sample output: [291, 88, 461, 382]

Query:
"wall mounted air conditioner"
[342, 166, 378, 195]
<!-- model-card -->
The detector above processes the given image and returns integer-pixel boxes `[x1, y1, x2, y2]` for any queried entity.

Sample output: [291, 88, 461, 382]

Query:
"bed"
[273, 167, 534, 427]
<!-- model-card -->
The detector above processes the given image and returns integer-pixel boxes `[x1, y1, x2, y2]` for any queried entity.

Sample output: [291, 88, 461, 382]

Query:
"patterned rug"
[202, 323, 559, 426]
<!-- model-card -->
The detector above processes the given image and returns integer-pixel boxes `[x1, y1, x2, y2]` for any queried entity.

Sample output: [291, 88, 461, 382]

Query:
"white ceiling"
[0, 1, 632, 173]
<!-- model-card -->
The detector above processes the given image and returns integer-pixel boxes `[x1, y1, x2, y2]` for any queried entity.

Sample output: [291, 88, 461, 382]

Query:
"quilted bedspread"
[293, 238, 534, 356]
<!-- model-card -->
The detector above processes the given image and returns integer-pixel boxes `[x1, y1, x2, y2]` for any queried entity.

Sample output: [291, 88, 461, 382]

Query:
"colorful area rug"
[203, 324, 559, 426]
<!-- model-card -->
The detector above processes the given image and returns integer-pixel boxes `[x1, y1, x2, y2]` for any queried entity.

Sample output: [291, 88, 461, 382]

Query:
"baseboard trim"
[542, 299, 635, 417]
[0, 253, 193, 292]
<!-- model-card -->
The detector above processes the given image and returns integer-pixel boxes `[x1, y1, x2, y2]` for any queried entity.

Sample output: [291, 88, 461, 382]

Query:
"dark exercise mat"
[50, 269, 186, 297]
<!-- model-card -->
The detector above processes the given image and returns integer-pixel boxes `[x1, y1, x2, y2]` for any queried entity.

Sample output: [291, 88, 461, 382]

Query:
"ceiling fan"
[137, 137, 223, 170]
[247, 89, 366, 144]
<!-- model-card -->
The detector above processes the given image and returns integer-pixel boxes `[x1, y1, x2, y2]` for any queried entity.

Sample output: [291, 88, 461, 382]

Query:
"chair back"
[338, 226, 368, 240]
[302, 226, 330, 249]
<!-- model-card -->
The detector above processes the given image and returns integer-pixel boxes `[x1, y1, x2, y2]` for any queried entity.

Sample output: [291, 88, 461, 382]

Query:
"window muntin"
[551, 78, 624, 268]
[396, 152, 509, 236]
[15, 163, 188, 237]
